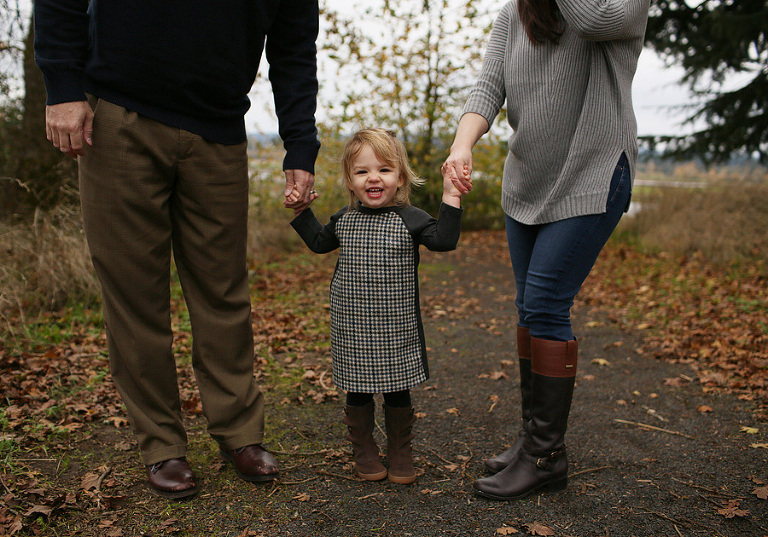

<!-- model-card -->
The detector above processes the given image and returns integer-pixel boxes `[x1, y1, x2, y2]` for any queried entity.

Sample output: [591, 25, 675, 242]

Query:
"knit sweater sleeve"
[555, 0, 650, 41]
[461, 2, 512, 125]
[266, 0, 321, 174]
[33, 0, 90, 105]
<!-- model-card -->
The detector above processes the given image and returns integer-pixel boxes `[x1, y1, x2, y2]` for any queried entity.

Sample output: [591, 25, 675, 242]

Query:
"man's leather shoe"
[220, 444, 279, 482]
[146, 458, 199, 499]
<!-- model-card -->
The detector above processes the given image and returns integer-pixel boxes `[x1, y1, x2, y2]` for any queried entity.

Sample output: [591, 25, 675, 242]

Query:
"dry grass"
[619, 176, 768, 277]
[0, 204, 100, 323]
[2, 160, 766, 327]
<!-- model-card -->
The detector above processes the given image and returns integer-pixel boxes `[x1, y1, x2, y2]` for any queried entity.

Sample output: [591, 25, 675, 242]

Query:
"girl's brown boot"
[383, 404, 417, 484]
[342, 402, 387, 481]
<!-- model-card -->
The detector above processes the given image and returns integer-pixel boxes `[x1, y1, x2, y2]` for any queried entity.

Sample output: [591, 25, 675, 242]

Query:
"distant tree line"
[0, 0, 765, 219]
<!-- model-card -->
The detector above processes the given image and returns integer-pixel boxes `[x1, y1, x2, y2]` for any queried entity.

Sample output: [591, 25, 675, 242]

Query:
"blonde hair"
[341, 128, 424, 209]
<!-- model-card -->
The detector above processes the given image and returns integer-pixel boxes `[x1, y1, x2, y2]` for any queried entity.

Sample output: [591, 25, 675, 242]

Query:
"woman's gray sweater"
[463, 0, 650, 225]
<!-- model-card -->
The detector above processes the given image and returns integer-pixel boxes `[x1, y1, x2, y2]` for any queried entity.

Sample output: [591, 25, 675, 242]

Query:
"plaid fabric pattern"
[329, 210, 426, 393]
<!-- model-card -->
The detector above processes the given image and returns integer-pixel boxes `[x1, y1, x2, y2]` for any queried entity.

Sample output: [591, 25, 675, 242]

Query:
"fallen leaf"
[446, 408, 460, 415]
[105, 416, 129, 428]
[496, 527, 518, 535]
[23, 504, 53, 518]
[525, 522, 555, 536]
[752, 486, 768, 500]
[717, 499, 749, 518]
[741, 426, 759, 435]
[591, 358, 610, 367]
[488, 394, 499, 413]
[160, 518, 178, 528]
[664, 377, 687, 387]
[751, 443, 768, 449]
[81, 471, 102, 491]
[697, 405, 713, 413]
[293, 493, 311, 502]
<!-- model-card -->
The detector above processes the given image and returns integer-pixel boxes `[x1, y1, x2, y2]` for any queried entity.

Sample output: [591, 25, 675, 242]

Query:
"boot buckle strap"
[536, 448, 565, 469]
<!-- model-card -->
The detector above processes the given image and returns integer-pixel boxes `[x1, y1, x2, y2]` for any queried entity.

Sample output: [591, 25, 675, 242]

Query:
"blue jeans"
[505, 154, 631, 342]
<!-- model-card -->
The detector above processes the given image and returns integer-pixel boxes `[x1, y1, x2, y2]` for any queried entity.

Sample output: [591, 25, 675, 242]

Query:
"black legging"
[346, 390, 411, 408]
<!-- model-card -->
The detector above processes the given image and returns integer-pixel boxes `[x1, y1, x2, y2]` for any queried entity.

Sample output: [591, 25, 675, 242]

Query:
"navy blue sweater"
[34, 0, 320, 172]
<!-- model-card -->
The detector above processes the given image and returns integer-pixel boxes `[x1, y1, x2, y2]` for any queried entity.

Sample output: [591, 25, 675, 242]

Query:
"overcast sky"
[15, 0, 701, 139]
[246, 46, 694, 138]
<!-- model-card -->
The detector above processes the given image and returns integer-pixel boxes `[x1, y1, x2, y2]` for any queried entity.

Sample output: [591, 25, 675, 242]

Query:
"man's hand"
[45, 101, 94, 158]
[283, 169, 318, 212]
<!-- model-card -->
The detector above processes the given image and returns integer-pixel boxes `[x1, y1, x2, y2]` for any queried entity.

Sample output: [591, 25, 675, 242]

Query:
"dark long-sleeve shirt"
[34, 0, 320, 172]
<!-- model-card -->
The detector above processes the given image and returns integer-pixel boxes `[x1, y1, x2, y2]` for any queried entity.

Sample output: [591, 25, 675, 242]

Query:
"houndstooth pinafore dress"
[291, 202, 462, 393]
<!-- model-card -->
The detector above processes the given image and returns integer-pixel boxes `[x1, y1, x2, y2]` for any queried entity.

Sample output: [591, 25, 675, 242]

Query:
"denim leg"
[505, 216, 538, 329]
[505, 155, 632, 341]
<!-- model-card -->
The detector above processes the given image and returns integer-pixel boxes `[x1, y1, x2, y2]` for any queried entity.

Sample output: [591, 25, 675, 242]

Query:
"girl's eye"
[355, 169, 366, 175]
[380, 168, 391, 173]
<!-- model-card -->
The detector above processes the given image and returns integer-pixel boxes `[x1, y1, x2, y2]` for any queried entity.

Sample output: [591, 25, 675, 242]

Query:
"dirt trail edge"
[257, 232, 767, 537]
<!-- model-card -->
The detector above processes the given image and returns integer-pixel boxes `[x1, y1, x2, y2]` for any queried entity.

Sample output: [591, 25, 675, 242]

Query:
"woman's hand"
[441, 113, 489, 196]
[442, 147, 474, 196]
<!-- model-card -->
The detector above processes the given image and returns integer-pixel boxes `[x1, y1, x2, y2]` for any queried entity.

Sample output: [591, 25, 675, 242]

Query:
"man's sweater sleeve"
[266, 0, 321, 174]
[34, 0, 90, 104]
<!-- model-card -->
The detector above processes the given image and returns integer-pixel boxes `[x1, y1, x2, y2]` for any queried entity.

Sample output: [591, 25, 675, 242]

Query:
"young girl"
[291, 128, 464, 484]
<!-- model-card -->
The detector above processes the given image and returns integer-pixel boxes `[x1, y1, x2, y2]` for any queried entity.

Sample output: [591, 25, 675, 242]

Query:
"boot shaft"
[517, 325, 533, 424]
[383, 404, 416, 483]
[527, 337, 577, 455]
[343, 402, 387, 480]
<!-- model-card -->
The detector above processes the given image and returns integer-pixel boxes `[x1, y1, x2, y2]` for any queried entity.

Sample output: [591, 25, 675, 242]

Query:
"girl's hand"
[285, 182, 318, 216]
[440, 157, 469, 209]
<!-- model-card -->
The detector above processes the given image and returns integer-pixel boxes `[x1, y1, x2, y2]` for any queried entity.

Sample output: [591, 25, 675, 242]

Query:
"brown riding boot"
[475, 337, 577, 500]
[384, 404, 417, 484]
[342, 402, 387, 481]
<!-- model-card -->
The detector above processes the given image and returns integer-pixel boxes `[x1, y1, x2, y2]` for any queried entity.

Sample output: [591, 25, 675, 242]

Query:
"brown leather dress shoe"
[220, 444, 279, 482]
[146, 458, 199, 499]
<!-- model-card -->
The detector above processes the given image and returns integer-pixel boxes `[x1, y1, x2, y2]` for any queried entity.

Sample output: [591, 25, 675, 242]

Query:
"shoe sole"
[357, 469, 387, 481]
[387, 473, 416, 485]
[150, 484, 199, 500]
[220, 450, 279, 483]
[474, 476, 568, 501]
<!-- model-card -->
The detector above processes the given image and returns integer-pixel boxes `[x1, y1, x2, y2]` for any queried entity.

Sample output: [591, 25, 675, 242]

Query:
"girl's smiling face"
[347, 145, 404, 209]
